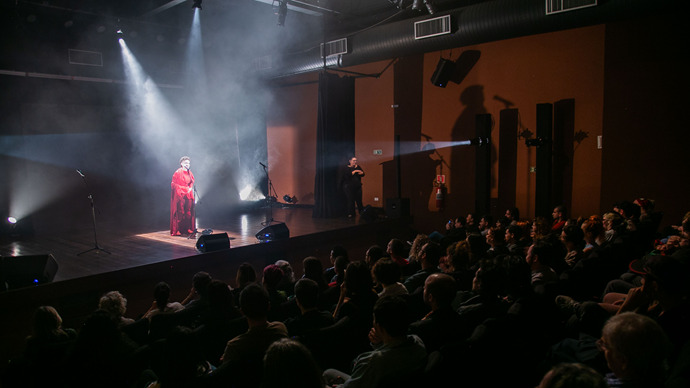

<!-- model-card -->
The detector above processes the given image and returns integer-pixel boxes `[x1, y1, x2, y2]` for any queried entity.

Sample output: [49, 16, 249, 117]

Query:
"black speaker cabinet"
[431, 58, 455, 88]
[1, 254, 58, 290]
[255, 223, 290, 242]
[385, 198, 410, 218]
[196, 233, 230, 253]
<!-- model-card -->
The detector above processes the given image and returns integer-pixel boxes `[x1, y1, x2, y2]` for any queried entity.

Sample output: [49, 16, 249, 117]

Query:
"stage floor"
[0, 206, 362, 282]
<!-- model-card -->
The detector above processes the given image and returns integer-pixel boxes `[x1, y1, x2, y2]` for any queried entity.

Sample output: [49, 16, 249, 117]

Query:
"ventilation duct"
[260, 0, 668, 79]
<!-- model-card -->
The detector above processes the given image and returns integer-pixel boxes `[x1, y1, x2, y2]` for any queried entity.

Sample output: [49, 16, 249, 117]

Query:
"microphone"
[76, 169, 85, 178]
[259, 162, 267, 168]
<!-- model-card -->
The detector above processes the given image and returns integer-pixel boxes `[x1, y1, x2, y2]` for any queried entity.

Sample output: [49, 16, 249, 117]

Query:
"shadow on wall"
[449, 84, 488, 215]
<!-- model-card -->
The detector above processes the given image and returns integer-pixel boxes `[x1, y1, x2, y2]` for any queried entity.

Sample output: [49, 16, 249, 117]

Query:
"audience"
[7, 199, 690, 388]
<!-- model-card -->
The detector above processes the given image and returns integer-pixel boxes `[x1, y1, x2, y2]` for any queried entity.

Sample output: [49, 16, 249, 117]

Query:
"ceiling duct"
[259, 0, 669, 79]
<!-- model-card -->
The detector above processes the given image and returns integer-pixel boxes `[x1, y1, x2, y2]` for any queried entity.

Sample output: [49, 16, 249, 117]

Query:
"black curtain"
[313, 72, 355, 218]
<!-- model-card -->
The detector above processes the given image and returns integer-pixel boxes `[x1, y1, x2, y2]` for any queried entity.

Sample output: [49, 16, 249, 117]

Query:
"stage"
[0, 206, 369, 283]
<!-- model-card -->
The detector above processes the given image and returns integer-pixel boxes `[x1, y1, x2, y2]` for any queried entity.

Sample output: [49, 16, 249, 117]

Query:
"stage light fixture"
[282, 195, 298, 204]
[412, 0, 436, 14]
[192, 0, 202, 9]
[276, 0, 288, 26]
[7, 217, 17, 224]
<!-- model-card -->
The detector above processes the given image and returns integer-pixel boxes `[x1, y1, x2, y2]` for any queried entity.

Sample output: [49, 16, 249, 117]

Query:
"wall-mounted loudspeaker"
[196, 233, 230, 253]
[431, 58, 455, 88]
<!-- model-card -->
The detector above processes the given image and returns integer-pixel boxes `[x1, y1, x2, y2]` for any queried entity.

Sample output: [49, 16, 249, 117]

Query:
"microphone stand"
[187, 176, 200, 240]
[76, 169, 111, 255]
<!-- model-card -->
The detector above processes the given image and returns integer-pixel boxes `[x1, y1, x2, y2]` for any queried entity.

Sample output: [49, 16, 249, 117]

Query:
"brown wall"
[266, 14, 687, 232]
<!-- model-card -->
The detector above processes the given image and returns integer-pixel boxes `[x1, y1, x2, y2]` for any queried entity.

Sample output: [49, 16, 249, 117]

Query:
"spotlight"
[276, 0, 288, 26]
[412, 0, 436, 14]
[116, 28, 123, 36]
[192, 0, 202, 9]
[7, 217, 17, 224]
[282, 195, 298, 204]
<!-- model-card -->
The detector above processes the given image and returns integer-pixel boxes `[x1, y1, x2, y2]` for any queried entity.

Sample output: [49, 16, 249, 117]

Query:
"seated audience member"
[407, 234, 430, 269]
[478, 214, 493, 237]
[98, 290, 135, 327]
[465, 213, 479, 234]
[403, 241, 442, 294]
[531, 216, 553, 242]
[274, 259, 296, 297]
[485, 226, 509, 259]
[603, 211, 625, 243]
[232, 263, 257, 306]
[284, 279, 334, 337]
[386, 238, 410, 270]
[561, 223, 585, 268]
[329, 255, 350, 286]
[372, 258, 408, 298]
[65, 310, 142, 388]
[551, 205, 568, 234]
[181, 271, 213, 311]
[323, 296, 427, 388]
[261, 339, 325, 388]
[466, 233, 489, 267]
[364, 244, 386, 269]
[537, 363, 606, 388]
[139, 326, 212, 388]
[599, 312, 670, 387]
[324, 245, 348, 284]
[526, 240, 559, 289]
[441, 240, 474, 291]
[505, 224, 526, 255]
[408, 273, 461, 353]
[144, 282, 185, 319]
[505, 207, 521, 225]
[213, 283, 287, 388]
[302, 256, 329, 292]
[262, 264, 288, 322]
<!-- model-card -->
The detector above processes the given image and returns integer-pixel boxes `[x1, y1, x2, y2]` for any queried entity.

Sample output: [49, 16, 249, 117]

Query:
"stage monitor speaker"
[1, 254, 58, 291]
[385, 198, 410, 218]
[196, 233, 230, 253]
[255, 223, 290, 243]
[431, 58, 455, 88]
[360, 205, 377, 222]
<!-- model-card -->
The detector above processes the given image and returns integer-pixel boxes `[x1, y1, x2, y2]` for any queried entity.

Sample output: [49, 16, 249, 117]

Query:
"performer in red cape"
[170, 156, 195, 236]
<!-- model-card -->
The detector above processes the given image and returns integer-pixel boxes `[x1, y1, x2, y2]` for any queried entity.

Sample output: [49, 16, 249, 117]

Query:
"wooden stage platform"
[1, 206, 373, 283]
[0, 206, 413, 368]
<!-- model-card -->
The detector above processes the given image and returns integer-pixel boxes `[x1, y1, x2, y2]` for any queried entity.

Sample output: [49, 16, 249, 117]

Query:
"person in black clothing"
[342, 156, 365, 218]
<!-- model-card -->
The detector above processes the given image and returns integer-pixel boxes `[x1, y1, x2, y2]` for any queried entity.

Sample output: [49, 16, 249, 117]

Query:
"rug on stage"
[135, 229, 244, 248]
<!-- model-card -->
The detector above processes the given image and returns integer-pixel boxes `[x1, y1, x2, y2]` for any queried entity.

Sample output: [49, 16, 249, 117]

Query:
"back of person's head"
[581, 216, 605, 240]
[31, 305, 63, 339]
[365, 245, 385, 267]
[98, 291, 127, 320]
[192, 271, 212, 297]
[262, 264, 284, 289]
[532, 217, 552, 239]
[538, 363, 606, 388]
[424, 273, 456, 307]
[488, 226, 506, 245]
[531, 239, 555, 267]
[239, 283, 270, 320]
[302, 257, 325, 285]
[274, 260, 295, 283]
[344, 260, 374, 295]
[334, 256, 350, 274]
[446, 241, 470, 271]
[561, 223, 584, 245]
[602, 312, 670, 383]
[373, 296, 409, 337]
[409, 234, 431, 261]
[154, 282, 172, 308]
[502, 255, 532, 296]
[330, 245, 348, 260]
[160, 326, 208, 387]
[294, 278, 319, 309]
[262, 339, 324, 388]
[74, 309, 121, 352]
[387, 238, 407, 258]
[207, 279, 236, 310]
[421, 241, 442, 267]
[373, 258, 402, 286]
[236, 263, 257, 288]
[474, 258, 507, 297]
[467, 233, 489, 262]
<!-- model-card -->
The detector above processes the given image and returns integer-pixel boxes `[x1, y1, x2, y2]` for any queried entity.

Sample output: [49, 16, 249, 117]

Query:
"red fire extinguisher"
[435, 184, 445, 210]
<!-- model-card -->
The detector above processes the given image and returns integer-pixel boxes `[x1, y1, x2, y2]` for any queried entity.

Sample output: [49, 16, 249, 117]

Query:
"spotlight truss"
[276, 0, 288, 26]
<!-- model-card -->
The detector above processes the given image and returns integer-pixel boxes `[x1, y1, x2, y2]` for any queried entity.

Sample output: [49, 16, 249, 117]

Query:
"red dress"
[170, 167, 195, 235]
